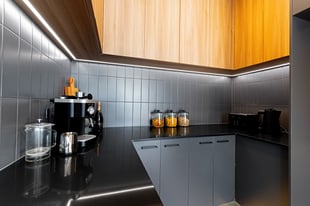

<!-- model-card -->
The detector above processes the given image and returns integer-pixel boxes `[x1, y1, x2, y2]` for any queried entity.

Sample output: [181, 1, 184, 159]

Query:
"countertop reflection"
[0, 124, 288, 206]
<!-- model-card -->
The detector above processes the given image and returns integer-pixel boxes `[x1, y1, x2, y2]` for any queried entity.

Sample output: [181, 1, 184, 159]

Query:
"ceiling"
[15, 0, 289, 76]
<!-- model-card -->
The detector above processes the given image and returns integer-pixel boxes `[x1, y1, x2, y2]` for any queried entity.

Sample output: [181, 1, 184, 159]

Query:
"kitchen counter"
[132, 124, 288, 147]
[0, 124, 288, 206]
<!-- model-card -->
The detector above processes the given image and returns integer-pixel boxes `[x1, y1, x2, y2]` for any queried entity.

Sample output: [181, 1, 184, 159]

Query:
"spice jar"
[151, 110, 164, 128]
[178, 110, 190, 126]
[165, 110, 177, 127]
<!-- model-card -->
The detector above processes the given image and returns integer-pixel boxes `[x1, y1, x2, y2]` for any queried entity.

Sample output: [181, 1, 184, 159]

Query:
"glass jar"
[165, 110, 177, 127]
[151, 110, 164, 128]
[178, 110, 190, 126]
[24, 119, 57, 162]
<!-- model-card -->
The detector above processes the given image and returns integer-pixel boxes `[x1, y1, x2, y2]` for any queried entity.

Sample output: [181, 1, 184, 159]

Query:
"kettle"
[258, 109, 281, 134]
[24, 119, 57, 162]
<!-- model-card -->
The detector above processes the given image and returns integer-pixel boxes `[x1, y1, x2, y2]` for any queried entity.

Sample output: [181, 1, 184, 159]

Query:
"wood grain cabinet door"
[207, 0, 233, 69]
[234, 0, 264, 69]
[180, 0, 233, 69]
[263, 0, 290, 62]
[145, 0, 180, 63]
[180, 0, 210, 67]
[103, 0, 145, 58]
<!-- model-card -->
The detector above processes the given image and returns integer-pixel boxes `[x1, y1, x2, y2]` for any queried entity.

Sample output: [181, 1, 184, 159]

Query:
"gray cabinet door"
[189, 137, 214, 206]
[160, 138, 189, 206]
[213, 135, 235, 205]
[133, 140, 161, 193]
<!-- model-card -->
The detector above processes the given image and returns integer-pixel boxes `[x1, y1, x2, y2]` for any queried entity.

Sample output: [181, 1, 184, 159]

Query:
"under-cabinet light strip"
[76, 58, 233, 77]
[66, 185, 154, 206]
[22, 0, 76, 60]
[77, 58, 290, 78]
[233, 62, 290, 77]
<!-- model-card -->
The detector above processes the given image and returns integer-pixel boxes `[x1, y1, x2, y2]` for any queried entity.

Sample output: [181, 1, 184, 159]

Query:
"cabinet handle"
[216, 140, 229, 143]
[199, 141, 213, 145]
[141, 145, 158, 150]
[164, 143, 180, 148]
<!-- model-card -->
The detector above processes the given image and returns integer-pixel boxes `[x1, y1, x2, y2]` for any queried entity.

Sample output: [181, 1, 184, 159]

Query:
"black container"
[229, 113, 259, 132]
[258, 109, 281, 134]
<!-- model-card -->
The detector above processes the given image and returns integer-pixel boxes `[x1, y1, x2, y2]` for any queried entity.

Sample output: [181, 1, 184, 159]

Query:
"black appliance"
[53, 98, 96, 147]
[229, 113, 259, 132]
[258, 109, 281, 134]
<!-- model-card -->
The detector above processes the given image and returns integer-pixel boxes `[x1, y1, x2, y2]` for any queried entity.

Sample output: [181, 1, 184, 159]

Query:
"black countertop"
[0, 124, 288, 206]
[131, 124, 288, 147]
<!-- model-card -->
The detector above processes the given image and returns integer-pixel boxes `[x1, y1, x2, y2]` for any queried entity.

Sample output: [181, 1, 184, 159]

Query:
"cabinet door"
[234, 0, 264, 69]
[103, 0, 145, 58]
[263, 0, 290, 62]
[133, 140, 161, 193]
[145, 0, 180, 63]
[189, 137, 214, 206]
[160, 139, 189, 206]
[180, 0, 233, 68]
[180, 0, 210, 67]
[207, 0, 233, 69]
[213, 135, 235, 205]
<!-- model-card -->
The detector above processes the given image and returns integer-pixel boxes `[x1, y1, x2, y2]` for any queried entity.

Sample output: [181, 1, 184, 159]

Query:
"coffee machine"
[52, 98, 97, 147]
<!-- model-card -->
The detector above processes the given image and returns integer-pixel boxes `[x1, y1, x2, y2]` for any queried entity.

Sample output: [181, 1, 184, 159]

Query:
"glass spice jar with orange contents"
[165, 110, 177, 127]
[151, 110, 164, 128]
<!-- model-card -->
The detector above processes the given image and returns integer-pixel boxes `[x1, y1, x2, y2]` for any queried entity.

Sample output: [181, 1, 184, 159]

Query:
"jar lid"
[25, 119, 54, 129]
[151, 110, 162, 114]
[178, 110, 188, 114]
[166, 110, 176, 114]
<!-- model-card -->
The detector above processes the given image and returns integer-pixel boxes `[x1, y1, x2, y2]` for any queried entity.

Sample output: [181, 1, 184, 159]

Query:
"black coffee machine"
[52, 98, 96, 146]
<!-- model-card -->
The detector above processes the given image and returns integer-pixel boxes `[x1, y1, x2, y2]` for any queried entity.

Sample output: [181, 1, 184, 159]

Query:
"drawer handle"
[164, 143, 180, 148]
[199, 141, 213, 145]
[141, 145, 158, 150]
[216, 140, 229, 143]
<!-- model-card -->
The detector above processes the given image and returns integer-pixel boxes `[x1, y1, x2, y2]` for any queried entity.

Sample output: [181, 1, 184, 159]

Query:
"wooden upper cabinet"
[180, 0, 210, 66]
[103, 0, 145, 58]
[180, 0, 233, 69]
[91, 0, 104, 50]
[145, 0, 180, 63]
[234, 0, 264, 69]
[92, 0, 289, 70]
[263, 0, 290, 62]
[208, 0, 233, 69]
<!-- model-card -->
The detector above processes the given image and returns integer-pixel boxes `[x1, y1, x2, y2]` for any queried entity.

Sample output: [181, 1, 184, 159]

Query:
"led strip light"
[22, 0, 76, 60]
[66, 185, 155, 206]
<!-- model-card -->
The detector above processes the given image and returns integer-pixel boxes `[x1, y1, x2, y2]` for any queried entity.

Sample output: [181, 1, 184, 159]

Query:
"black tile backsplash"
[232, 66, 289, 129]
[72, 61, 232, 127]
[0, 0, 290, 170]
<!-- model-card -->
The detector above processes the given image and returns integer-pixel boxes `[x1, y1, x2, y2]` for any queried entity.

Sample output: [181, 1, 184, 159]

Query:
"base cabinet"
[214, 135, 236, 205]
[133, 135, 235, 206]
[188, 137, 214, 206]
[133, 140, 161, 193]
[160, 139, 189, 206]
[235, 135, 288, 206]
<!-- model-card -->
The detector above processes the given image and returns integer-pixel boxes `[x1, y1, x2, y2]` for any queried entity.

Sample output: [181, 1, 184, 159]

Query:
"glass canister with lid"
[177, 110, 190, 126]
[151, 110, 164, 128]
[165, 110, 177, 127]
